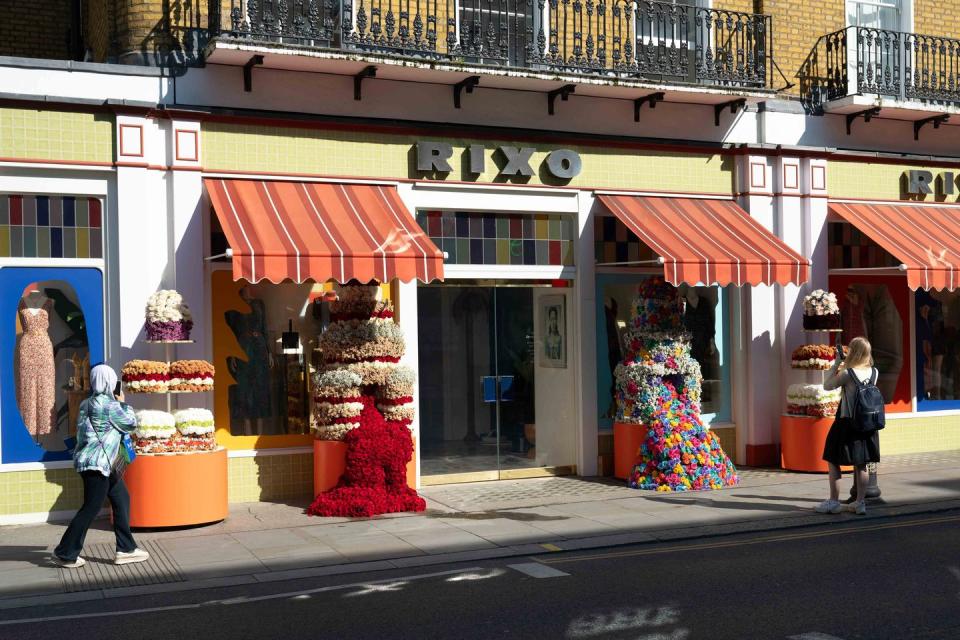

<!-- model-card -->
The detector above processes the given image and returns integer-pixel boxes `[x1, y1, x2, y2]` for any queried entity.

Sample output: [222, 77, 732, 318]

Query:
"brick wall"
[715, 0, 759, 15]
[759, 0, 845, 94]
[914, 0, 960, 39]
[0, 0, 72, 60]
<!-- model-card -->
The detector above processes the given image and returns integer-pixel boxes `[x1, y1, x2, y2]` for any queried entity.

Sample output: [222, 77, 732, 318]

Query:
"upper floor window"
[846, 0, 902, 30]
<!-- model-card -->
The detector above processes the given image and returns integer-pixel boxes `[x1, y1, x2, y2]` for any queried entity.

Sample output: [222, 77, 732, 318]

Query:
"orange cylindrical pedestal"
[614, 422, 648, 480]
[313, 440, 348, 494]
[124, 448, 228, 528]
[780, 415, 852, 473]
[313, 438, 418, 496]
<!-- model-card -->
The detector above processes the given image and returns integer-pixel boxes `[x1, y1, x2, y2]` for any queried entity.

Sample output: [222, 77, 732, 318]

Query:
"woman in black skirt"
[816, 336, 881, 516]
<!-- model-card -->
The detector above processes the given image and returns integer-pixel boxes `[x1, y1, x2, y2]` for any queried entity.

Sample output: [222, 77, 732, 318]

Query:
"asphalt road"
[2, 510, 959, 640]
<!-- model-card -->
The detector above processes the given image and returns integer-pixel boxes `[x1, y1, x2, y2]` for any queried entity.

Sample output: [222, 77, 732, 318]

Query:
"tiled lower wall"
[882, 414, 960, 454]
[227, 454, 314, 503]
[0, 454, 315, 520]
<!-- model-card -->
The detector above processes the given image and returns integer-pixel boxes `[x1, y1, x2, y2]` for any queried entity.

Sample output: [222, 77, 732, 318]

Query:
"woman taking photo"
[816, 337, 881, 516]
[52, 364, 149, 568]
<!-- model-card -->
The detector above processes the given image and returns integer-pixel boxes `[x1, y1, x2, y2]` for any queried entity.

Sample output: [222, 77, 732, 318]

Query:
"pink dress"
[17, 299, 55, 436]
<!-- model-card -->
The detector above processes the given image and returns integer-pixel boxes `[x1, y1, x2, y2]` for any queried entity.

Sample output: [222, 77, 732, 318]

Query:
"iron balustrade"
[801, 26, 960, 111]
[210, 0, 772, 87]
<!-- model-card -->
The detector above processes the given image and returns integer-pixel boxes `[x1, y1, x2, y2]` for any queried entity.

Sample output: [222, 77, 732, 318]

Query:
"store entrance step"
[58, 539, 184, 593]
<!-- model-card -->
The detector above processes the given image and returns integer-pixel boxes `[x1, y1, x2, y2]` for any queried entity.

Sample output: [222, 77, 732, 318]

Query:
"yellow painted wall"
[882, 415, 960, 454]
[829, 160, 960, 201]
[202, 123, 735, 195]
[0, 108, 113, 164]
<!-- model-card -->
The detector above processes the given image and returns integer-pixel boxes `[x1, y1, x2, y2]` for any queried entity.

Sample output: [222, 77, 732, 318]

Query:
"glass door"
[419, 282, 556, 480]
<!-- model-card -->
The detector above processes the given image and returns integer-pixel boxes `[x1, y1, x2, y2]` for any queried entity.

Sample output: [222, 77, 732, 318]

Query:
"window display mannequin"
[225, 286, 273, 435]
[17, 288, 56, 439]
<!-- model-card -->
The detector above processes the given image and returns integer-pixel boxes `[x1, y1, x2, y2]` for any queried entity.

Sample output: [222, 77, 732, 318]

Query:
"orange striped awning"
[205, 179, 444, 284]
[597, 195, 810, 286]
[830, 202, 960, 291]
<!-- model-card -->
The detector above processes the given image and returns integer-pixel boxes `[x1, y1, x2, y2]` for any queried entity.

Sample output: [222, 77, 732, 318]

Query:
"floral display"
[376, 366, 416, 426]
[145, 290, 193, 341]
[308, 284, 425, 518]
[312, 370, 364, 441]
[121, 360, 169, 393]
[786, 384, 841, 418]
[615, 277, 738, 492]
[802, 289, 841, 330]
[790, 344, 845, 370]
[173, 408, 217, 451]
[168, 360, 215, 392]
[133, 410, 178, 454]
[173, 408, 215, 435]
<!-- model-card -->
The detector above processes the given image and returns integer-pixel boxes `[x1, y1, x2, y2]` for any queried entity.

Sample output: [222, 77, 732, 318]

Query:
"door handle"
[482, 376, 515, 402]
[481, 376, 497, 403]
[498, 375, 514, 402]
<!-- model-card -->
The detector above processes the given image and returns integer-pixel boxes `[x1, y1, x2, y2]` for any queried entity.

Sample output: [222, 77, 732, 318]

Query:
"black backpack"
[848, 368, 885, 433]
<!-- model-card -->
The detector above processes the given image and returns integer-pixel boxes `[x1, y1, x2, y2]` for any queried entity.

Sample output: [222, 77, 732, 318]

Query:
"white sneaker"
[814, 499, 843, 514]
[849, 500, 867, 516]
[115, 548, 150, 565]
[51, 555, 86, 569]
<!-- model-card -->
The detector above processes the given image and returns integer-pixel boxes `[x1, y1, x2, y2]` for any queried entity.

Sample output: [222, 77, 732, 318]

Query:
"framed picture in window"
[541, 295, 566, 368]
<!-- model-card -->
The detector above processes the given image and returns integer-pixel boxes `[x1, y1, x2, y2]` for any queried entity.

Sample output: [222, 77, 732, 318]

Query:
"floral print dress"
[17, 298, 56, 436]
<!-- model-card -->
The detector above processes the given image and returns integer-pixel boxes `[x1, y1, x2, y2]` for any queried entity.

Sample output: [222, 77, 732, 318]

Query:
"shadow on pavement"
[0, 545, 56, 568]
[427, 510, 569, 522]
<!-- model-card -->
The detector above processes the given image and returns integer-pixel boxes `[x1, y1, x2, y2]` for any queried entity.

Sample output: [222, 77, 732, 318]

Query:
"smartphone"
[114, 380, 123, 397]
[835, 344, 844, 361]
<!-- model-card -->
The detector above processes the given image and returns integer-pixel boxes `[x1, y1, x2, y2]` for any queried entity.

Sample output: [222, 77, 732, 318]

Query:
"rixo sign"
[415, 141, 582, 180]
[906, 169, 960, 195]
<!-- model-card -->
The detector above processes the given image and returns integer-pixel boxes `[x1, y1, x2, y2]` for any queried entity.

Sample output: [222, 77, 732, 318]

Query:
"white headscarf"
[90, 364, 119, 397]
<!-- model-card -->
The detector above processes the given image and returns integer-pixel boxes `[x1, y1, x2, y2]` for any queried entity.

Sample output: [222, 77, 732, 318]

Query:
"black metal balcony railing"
[208, 0, 772, 87]
[801, 26, 960, 112]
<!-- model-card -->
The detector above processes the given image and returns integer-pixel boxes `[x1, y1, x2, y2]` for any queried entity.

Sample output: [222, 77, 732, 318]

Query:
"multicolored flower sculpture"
[307, 284, 425, 518]
[615, 277, 738, 492]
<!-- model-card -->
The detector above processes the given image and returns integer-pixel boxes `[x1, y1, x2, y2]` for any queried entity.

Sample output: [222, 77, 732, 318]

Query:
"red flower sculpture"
[307, 396, 426, 518]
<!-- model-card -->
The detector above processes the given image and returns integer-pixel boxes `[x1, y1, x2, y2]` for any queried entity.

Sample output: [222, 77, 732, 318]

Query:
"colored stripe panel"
[36, 196, 49, 226]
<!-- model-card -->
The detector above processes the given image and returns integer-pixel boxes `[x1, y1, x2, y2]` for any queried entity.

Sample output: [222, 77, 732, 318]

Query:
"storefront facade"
[2, 58, 959, 523]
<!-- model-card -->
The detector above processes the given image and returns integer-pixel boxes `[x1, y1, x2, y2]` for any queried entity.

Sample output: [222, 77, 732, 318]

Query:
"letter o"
[546, 149, 582, 180]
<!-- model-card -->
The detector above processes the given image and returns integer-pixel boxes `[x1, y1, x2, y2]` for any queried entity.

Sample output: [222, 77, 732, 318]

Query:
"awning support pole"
[595, 257, 665, 267]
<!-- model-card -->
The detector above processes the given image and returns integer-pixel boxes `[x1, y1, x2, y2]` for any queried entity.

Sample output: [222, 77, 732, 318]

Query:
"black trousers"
[55, 470, 138, 562]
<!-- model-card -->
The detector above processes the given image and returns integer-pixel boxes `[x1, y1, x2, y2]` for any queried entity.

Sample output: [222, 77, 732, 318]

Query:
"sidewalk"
[2, 450, 959, 609]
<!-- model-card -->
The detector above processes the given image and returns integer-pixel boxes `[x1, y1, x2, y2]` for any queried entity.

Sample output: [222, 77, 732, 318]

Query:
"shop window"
[596, 274, 730, 429]
[0, 195, 103, 258]
[915, 290, 960, 411]
[210, 271, 393, 446]
[828, 275, 912, 412]
[14, 280, 91, 452]
[416, 211, 574, 266]
[213, 277, 320, 437]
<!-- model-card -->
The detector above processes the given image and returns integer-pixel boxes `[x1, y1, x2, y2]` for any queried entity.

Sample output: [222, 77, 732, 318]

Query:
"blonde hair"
[844, 337, 873, 370]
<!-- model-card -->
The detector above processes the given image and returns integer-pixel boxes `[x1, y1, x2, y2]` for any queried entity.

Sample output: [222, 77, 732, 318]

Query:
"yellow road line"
[538, 513, 960, 565]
